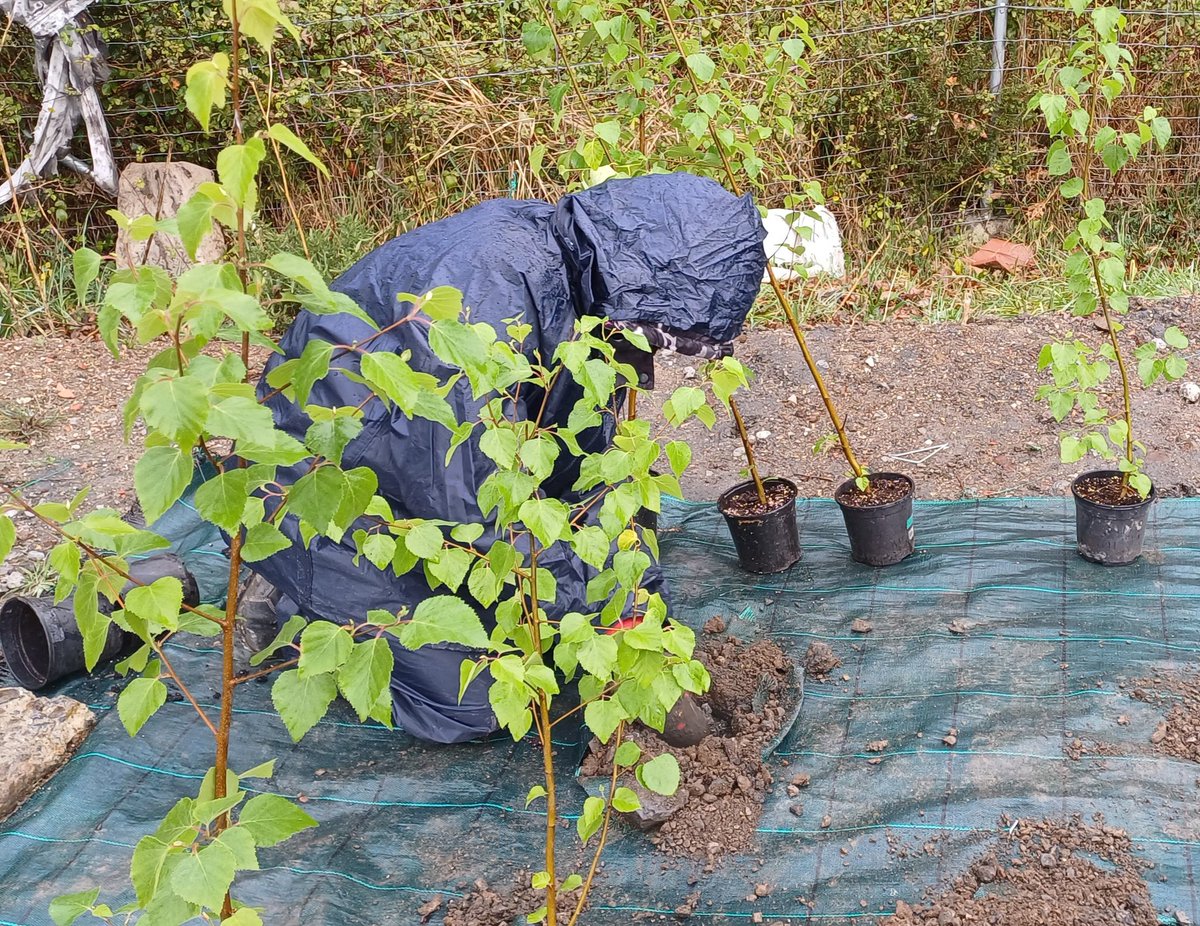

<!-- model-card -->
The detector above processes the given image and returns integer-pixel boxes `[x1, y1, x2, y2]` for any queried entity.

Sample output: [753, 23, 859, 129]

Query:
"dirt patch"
[885, 815, 1157, 926]
[835, 475, 912, 508]
[640, 299, 1200, 501]
[579, 635, 795, 860]
[443, 873, 585, 926]
[1074, 472, 1148, 506]
[803, 641, 842, 680]
[717, 479, 796, 517]
[1130, 673, 1200, 764]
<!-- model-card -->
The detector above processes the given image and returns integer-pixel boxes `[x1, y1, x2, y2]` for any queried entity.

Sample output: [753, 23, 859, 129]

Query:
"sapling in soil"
[1030, 0, 1190, 563]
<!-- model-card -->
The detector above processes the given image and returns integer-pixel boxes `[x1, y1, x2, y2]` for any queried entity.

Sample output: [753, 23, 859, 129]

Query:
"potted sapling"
[1031, 1, 1189, 564]
[833, 469, 916, 568]
[667, 358, 801, 574]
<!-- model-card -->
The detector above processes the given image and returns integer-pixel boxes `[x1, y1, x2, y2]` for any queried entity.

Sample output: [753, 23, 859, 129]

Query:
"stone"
[1181, 382, 1200, 404]
[116, 161, 226, 275]
[0, 687, 95, 820]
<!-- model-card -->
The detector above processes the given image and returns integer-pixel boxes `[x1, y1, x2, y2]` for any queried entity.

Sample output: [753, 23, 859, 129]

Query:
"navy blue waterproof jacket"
[253, 173, 767, 743]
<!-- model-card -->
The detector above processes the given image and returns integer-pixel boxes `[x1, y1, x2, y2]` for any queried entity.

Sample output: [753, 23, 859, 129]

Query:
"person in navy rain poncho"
[247, 172, 768, 743]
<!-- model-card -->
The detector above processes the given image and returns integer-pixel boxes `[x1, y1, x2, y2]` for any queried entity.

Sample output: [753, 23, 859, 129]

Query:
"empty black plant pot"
[834, 472, 915, 567]
[1072, 469, 1155, 566]
[0, 553, 200, 690]
[717, 477, 801, 574]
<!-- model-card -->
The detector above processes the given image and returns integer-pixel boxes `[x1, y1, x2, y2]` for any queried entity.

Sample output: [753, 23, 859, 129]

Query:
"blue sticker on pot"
[906, 515, 914, 530]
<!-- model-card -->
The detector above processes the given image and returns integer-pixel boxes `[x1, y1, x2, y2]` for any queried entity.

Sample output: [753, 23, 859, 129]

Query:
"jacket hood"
[551, 173, 767, 344]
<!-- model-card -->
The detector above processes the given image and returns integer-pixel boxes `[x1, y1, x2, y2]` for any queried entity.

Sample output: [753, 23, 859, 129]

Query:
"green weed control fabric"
[3, 497, 1200, 925]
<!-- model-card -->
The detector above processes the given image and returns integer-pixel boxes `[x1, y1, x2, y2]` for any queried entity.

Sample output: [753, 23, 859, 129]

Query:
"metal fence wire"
[1, 0, 1199, 246]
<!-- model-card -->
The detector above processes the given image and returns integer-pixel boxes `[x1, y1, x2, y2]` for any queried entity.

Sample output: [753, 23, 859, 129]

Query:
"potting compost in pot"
[2, 494, 1200, 924]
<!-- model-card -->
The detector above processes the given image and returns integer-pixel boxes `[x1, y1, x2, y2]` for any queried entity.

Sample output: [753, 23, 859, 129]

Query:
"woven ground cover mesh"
[1, 496, 1198, 924]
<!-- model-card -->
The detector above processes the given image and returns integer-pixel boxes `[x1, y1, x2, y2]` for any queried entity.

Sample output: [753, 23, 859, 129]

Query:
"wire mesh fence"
[2, 0, 1199, 250]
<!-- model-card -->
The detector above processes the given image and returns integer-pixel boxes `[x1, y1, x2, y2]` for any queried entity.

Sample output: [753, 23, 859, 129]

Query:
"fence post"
[990, 0, 1010, 96]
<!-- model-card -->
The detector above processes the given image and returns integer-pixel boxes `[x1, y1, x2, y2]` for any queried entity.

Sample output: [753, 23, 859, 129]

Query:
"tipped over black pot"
[717, 477, 801, 574]
[0, 553, 199, 690]
[834, 472, 915, 567]
[1071, 469, 1155, 566]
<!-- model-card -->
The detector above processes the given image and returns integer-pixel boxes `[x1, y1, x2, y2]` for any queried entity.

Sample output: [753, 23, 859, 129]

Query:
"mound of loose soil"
[1130, 673, 1200, 764]
[443, 874, 585, 926]
[579, 635, 796, 860]
[887, 815, 1157, 926]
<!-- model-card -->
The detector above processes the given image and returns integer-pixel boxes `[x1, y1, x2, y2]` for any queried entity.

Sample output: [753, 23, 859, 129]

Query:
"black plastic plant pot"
[834, 472, 915, 567]
[1072, 469, 1155, 566]
[0, 552, 200, 690]
[717, 477, 801, 574]
[0, 595, 127, 690]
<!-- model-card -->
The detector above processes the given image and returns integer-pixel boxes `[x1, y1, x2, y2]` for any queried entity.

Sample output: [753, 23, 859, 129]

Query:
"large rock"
[115, 161, 225, 274]
[0, 687, 95, 820]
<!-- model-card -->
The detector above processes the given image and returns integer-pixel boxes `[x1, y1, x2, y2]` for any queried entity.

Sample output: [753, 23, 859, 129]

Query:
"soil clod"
[850, 619, 873, 634]
[803, 642, 842, 679]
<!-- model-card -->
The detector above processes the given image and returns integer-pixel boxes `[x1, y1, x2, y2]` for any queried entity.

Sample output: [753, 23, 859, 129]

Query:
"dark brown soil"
[885, 815, 1157, 926]
[443, 873, 585, 926]
[1074, 473, 1152, 506]
[579, 635, 794, 860]
[1130, 673, 1200, 764]
[719, 479, 796, 518]
[803, 641, 842, 680]
[835, 475, 912, 508]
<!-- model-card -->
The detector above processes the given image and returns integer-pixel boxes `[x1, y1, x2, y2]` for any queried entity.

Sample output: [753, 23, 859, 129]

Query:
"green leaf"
[408, 285, 463, 321]
[584, 698, 625, 743]
[337, 637, 394, 722]
[578, 632, 618, 680]
[298, 620, 352, 677]
[195, 468, 252, 534]
[664, 440, 692, 477]
[480, 428, 520, 469]
[271, 669, 338, 741]
[685, 51, 717, 82]
[217, 137, 267, 212]
[576, 795, 605, 843]
[241, 522, 292, 563]
[614, 740, 641, 767]
[49, 888, 100, 926]
[1046, 141, 1072, 177]
[134, 445, 193, 524]
[404, 521, 445, 559]
[72, 248, 102, 307]
[594, 120, 622, 147]
[288, 466, 345, 534]
[170, 832, 241, 910]
[521, 20, 553, 57]
[518, 497, 569, 548]
[126, 577, 185, 631]
[223, 0, 300, 50]
[0, 514, 14, 566]
[561, 873, 583, 893]
[237, 793, 317, 847]
[266, 122, 330, 177]
[249, 613, 305, 666]
[141, 374, 209, 443]
[637, 753, 680, 795]
[1058, 177, 1084, 198]
[612, 786, 641, 813]
[525, 784, 546, 807]
[1150, 115, 1172, 151]
[394, 595, 489, 650]
[1163, 326, 1188, 350]
[118, 677, 168, 736]
[184, 53, 230, 132]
